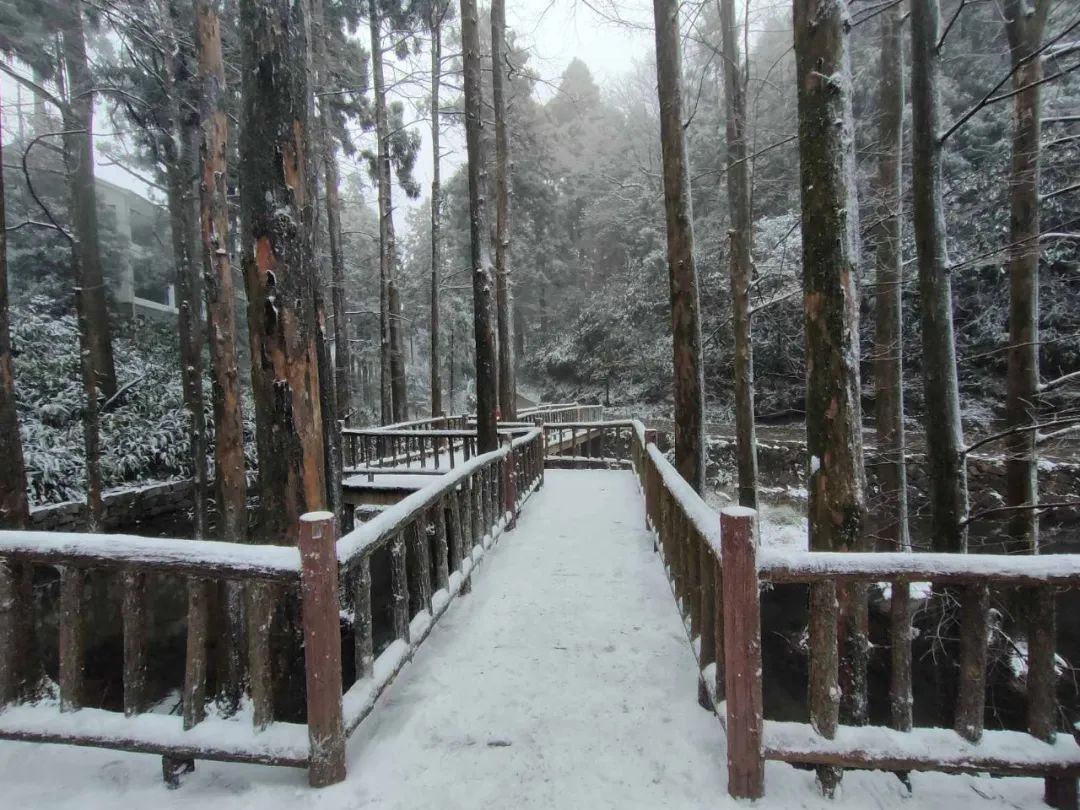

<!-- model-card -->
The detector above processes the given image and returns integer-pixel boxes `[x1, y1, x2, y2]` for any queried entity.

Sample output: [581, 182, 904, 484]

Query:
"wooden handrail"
[0, 529, 301, 581]
[630, 424, 1080, 803]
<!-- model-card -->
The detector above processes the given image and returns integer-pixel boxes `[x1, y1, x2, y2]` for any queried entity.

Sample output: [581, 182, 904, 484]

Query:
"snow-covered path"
[0, 470, 1047, 808]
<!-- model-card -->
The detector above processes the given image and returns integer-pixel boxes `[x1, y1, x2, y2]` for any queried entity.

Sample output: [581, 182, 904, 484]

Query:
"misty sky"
[0, 0, 658, 231]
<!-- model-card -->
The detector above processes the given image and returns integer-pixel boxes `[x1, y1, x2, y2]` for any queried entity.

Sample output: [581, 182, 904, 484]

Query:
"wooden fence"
[0, 427, 545, 787]
[630, 424, 1080, 807]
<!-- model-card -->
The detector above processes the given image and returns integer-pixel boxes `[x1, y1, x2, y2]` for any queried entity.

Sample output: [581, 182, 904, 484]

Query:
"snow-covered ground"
[0, 471, 1048, 808]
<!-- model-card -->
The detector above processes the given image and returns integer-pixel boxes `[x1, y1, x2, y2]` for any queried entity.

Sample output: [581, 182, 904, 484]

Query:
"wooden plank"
[183, 578, 210, 729]
[391, 534, 409, 642]
[121, 571, 147, 717]
[298, 512, 346, 787]
[721, 507, 763, 799]
[809, 578, 841, 795]
[246, 581, 274, 730]
[687, 525, 701, 638]
[352, 556, 374, 680]
[714, 556, 725, 701]
[58, 567, 85, 712]
[955, 583, 989, 742]
[408, 521, 433, 614]
[889, 580, 913, 732]
[433, 502, 450, 593]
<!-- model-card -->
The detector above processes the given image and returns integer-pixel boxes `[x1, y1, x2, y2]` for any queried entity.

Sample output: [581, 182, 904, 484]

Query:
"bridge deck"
[0, 471, 1049, 808]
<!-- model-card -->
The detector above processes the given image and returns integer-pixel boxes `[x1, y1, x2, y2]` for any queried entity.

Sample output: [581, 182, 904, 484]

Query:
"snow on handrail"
[0, 529, 301, 581]
[337, 428, 542, 565]
[644, 443, 724, 558]
[758, 548, 1080, 586]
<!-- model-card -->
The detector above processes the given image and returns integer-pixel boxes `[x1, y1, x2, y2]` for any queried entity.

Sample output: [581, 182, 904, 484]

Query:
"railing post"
[721, 507, 764, 800]
[503, 439, 518, 529]
[298, 512, 347, 787]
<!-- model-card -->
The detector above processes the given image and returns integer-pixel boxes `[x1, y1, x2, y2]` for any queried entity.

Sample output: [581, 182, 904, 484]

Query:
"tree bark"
[1003, 0, 1048, 555]
[368, 0, 408, 423]
[910, 0, 969, 553]
[653, 0, 705, 493]
[0, 112, 29, 532]
[874, 1, 909, 556]
[492, 0, 516, 421]
[160, 0, 209, 542]
[793, 0, 868, 779]
[459, 0, 498, 452]
[196, 0, 247, 547]
[719, 0, 758, 509]
[53, 34, 104, 533]
[875, 1, 912, 738]
[368, 0, 394, 424]
[239, 0, 327, 544]
[194, 0, 248, 713]
[311, 0, 345, 529]
[59, 1, 117, 398]
[430, 2, 444, 418]
[0, 103, 36, 703]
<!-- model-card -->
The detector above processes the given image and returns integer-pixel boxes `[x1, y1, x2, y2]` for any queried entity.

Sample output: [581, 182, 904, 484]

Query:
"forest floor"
[0, 470, 1051, 808]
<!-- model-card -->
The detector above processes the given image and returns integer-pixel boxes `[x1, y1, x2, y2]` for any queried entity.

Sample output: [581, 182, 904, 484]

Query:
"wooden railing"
[630, 426, 1080, 805]
[542, 420, 637, 469]
[0, 427, 545, 787]
[520, 403, 604, 424]
[342, 427, 480, 472]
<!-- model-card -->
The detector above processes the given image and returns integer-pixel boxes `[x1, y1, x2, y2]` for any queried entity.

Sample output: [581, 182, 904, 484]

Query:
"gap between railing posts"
[298, 512, 347, 787]
[721, 506, 764, 800]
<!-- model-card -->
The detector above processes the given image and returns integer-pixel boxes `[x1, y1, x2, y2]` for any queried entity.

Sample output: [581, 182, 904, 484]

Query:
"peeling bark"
[239, 0, 327, 544]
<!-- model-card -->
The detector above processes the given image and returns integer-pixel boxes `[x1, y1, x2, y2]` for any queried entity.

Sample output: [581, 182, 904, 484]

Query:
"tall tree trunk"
[367, 0, 408, 423]
[369, 0, 394, 424]
[196, 0, 247, 548]
[195, 0, 248, 712]
[388, 279, 407, 421]
[652, 0, 705, 493]
[54, 36, 104, 534]
[1003, 0, 1047, 555]
[0, 107, 37, 703]
[719, 0, 758, 509]
[492, 0, 516, 421]
[793, 0, 868, 785]
[448, 320, 456, 414]
[875, 0, 912, 736]
[0, 120, 29, 532]
[239, 0, 326, 544]
[874, 2, 909, 556]
[459, 0, 498, 452]
[1002, 7, 1059, 791]
[59, 2, 117, 398]
[430, 3, 444, 418]
[308, 0, 352, 430]
[161, 0, 209, 542]
[911, 0, 969, 553]
[311, 0, 344, 529]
